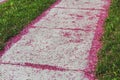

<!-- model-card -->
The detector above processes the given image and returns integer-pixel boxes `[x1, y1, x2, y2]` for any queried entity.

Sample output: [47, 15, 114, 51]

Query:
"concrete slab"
[34, 8, 101, 30]
[0, 0, 6, 3]
[0, 0, 4, 2]
[0, 64, 88, 80]
[1, 28, 94, 70]
[55, 0, 110, 10]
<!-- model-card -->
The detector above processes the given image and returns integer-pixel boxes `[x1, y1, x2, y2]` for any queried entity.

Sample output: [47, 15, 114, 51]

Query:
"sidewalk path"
[0, 0, 6, 3]
[0, 0, 110, 80]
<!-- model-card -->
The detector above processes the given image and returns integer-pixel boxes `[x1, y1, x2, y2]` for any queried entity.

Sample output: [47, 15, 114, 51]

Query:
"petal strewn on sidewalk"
[0, 0, 110, 80]
[0, 64, 88, 80]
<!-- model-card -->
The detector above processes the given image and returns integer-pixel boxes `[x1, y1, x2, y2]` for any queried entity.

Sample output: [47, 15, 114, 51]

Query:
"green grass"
[0, 0, 56, 50]
[96, 0, 120, 79]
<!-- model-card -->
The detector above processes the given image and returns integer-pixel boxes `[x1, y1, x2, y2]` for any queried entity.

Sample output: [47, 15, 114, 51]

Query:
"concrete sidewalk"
[0, 0, 110, 80]
[0, 0, 7, 3]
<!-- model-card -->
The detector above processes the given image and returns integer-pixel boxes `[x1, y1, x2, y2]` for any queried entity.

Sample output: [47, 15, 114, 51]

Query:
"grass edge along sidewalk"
[0, 0, 56, 50]
[96, 0, 120, 80]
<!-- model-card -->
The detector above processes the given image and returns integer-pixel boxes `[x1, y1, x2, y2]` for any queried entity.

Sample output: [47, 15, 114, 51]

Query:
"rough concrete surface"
[0, 0, 111, 80]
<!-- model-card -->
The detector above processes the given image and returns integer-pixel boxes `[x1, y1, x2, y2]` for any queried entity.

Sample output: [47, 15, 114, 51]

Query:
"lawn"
[96, 0, 120, 80]
[0, 0, 56, 50]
